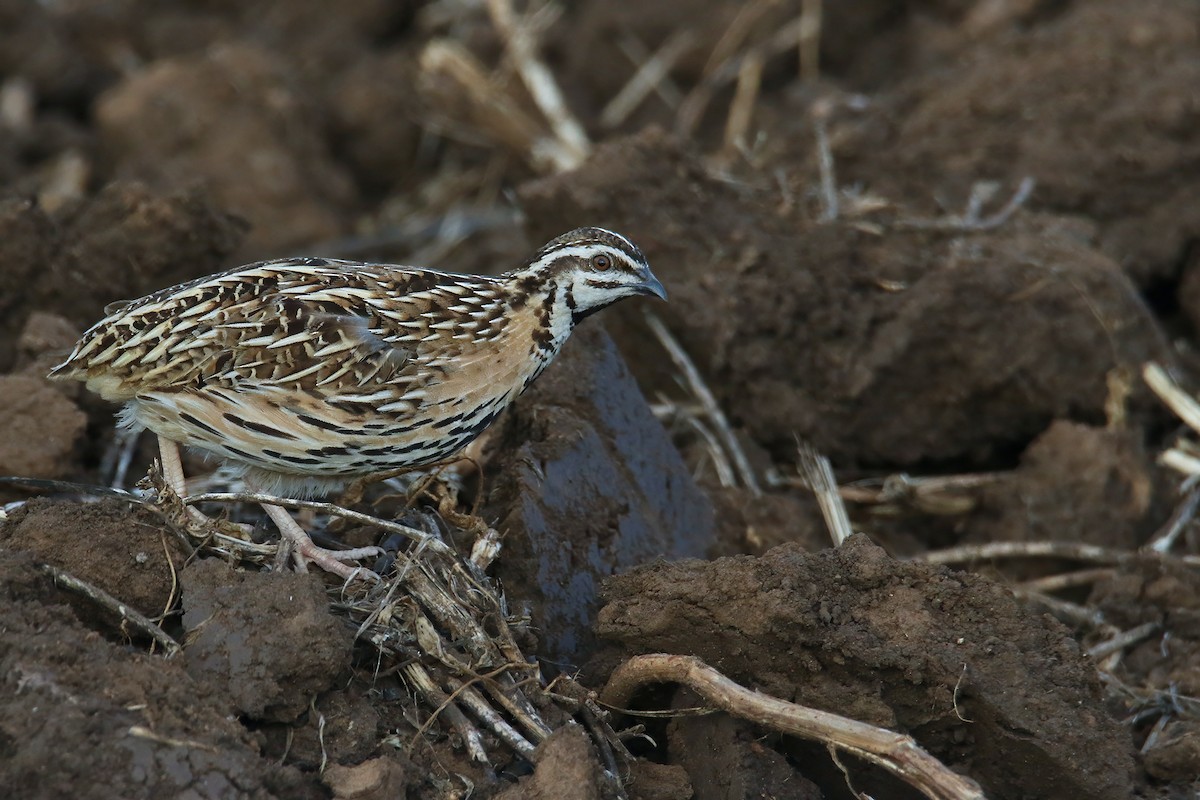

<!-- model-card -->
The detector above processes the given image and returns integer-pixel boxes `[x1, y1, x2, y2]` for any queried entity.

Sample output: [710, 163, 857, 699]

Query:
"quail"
[52, 227, 666, 578]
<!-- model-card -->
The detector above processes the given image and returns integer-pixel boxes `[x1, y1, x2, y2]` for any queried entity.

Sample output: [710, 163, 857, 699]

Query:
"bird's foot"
[261, 501, 380, 581]
[290, 538, 383, 581]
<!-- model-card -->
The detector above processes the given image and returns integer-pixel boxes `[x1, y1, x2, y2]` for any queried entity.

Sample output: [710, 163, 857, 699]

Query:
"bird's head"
[520, 227, 666, 323]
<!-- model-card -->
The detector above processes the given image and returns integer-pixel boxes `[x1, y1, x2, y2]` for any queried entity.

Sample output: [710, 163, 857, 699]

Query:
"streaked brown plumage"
[52, 227, 665, 578]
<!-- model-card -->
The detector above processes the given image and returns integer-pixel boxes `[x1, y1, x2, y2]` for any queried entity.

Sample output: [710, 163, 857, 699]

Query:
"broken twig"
[39, 562, 181, 657]
[1145, 482, 1200, 554]
[915, 540, 1200, 567]
[601, 654, 986, 800]
[1088, 621, 1160, 661]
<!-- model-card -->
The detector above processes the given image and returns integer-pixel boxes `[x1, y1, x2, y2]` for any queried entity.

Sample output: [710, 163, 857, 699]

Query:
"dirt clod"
[0, 375, 86, 480]
[1143, 722, 1200, 783]
[321, 755, 414, 800]
[32, 180, 247, 332]
[494, 724, 605, 800]
[521, 131, 1170, 467]
[841, 0, 1200, 284]
[0, 551, 320, 800]
[963, 420, 1165, 550]
[95, 44, 353, 256]
[0, 497, 183, 625]
[179, 558, 354, 722]
[626, 761, 692, 800]
[598, 536, 1136, 800]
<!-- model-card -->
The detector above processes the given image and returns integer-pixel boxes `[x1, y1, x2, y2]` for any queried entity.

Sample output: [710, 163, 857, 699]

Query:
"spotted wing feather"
[53, 258, 506, 409]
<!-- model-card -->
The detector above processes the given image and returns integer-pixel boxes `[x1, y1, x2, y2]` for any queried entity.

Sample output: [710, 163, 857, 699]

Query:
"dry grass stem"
[795, 440, 854, 546]
[1145, 362, 1199, 428]
[677, 15, 808, 136]
[1146, 482, 1200, 554]
[184, 491, 456, 556]
[1087, 621, 1160, 661]
[97, 422, 141, 490]
[601, 654, 986, 800]
[405, 662, 492, 764]
[721, 49, 765, 161]
[812, 99, 839, 221]
[419, 40, 574, 172]
[798, 0, 822, 82]
[896, 177, 1035, 231]
[0, 476, 144, 504]
[469, 525, 503, 570]
[916, 540, 1200, 567]
[650, 399, 706, 420]
[645, 312, 761, 495]
[0, 75, 34, 131]
[700, 0, 777, 79]
[1145, 362, 1200, 467]
[485, 0, 590, 171]
[602, 31, 694, 128]
[778, 470, 1005, 516]
[447, 678, 539, 759]
[128, 725, 217, 752]
[1018, 568, 1115, 593]
[38, 562, 181, 657]
[1013, 588, 1106, 629]
[686, 416, 738, 488]
[1162, 447, 1200, 477]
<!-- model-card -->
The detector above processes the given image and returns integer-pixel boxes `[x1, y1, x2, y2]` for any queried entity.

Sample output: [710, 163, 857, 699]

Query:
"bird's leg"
[157, 435, 189, 496]
[157, 435, 212, 527]
[258, 501, 381, 581]
[157, 436, 257, 537]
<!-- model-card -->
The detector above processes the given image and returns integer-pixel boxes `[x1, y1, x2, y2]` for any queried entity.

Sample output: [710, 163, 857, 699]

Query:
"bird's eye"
[590, 254, 611, 271]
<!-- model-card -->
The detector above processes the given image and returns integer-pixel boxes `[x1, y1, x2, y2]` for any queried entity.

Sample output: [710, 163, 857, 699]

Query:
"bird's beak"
[637, 270, 668, 301]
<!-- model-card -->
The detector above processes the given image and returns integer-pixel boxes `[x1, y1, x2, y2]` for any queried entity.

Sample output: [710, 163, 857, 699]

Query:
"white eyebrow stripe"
[597, 227, 635, 252]
[526, 244, 641, 270]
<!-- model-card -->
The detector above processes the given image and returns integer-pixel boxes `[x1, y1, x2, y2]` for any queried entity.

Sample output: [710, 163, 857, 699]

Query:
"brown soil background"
[2, 1, 1200, 798]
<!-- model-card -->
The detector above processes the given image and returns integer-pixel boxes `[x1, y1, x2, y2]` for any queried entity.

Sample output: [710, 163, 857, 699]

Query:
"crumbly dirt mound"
[597, 536, 1136, 800]
[0, 549, 322, 800]
[0, 497, 186, 622]
[835, 0, 1200, 284]
[0, 181, 244, 373]
[179, 558, 354, 722]
[95, 43, 355, 256]
[0, 375, 86, 482]
[960, 420, 1167, 550]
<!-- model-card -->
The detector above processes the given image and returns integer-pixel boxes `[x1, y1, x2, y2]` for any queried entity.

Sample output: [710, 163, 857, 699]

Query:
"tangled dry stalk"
[157, 470, 634, 787]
